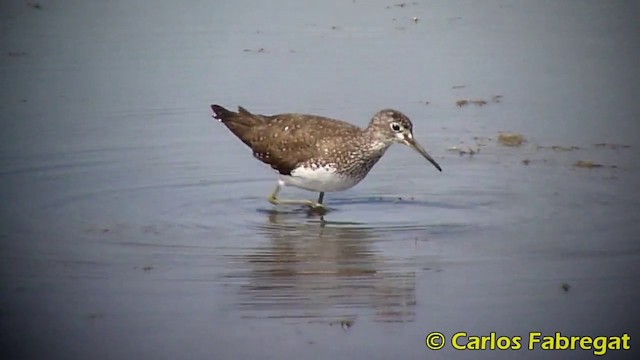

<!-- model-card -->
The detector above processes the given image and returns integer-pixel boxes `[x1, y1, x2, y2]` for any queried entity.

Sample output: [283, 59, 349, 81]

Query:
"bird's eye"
[390, 123, 402, 132]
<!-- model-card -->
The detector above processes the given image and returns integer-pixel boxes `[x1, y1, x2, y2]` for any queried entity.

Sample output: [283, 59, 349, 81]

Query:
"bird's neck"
[360, 130, 393, 155]
[361, 127, 393, 151]
[334, 132, 389, 178]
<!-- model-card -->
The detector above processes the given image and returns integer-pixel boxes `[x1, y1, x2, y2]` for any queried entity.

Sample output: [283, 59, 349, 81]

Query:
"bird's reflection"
[227, 210, 417, 323]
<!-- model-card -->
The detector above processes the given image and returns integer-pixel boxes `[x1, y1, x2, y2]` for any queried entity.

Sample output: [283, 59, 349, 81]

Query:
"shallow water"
[1, 1, 639, 359]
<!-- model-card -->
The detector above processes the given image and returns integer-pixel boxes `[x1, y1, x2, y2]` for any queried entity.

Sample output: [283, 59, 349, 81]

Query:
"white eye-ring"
[390, 122, 402, 132]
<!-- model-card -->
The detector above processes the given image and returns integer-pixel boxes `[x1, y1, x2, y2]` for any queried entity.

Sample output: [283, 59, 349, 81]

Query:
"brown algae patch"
[456, 99, 488, 107]
[497, 132, 526, 147]
[451, 133, 627, 169]
[537, 145, 581, 152]
[521, 159, 550, 166]
[243, 48, 267, 53]
[573, 160, 604, 169]
[455, 95, 502, 107]
[456, 100, 469, 108]
[447, 146, 478, 156]
[593, 143, 631, 150]
[573, 160, 618, 169]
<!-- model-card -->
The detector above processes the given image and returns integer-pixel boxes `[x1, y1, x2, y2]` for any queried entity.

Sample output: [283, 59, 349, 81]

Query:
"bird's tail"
[211, 104, 234, 121]
[211, 104, 266, 147]
[211, 104, 264, 126]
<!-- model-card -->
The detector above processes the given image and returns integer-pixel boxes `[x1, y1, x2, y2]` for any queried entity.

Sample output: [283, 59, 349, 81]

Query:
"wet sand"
[1, 1, 639, 359]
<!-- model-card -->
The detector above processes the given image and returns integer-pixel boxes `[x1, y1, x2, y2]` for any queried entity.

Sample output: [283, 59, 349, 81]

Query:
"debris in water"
[329, 319, 354, 331]
[573, 160, 604, 169]
[243, 48, 267, 53]
[340, 319, 354, 331]
[537, 145, 580, 152]
[593, 143, 631, 150]
[447, 146, 477, 156]
[455, 98, 492, 107]
[456, 100, 469, 107]
[497, 132, 526, 147]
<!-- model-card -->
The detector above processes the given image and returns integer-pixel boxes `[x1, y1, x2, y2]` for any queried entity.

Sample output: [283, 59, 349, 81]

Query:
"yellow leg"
[267, 184, 325, 209]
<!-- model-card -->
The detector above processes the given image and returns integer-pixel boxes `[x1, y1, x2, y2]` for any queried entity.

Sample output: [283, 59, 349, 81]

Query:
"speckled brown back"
[212, 105, 365, 175]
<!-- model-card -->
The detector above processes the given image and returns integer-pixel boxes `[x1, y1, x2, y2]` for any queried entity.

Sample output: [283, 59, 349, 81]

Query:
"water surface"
[1, 1, 639, 359]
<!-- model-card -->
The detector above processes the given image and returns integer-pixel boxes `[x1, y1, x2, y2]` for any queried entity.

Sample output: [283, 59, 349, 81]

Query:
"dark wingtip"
[211, 104, 223, 114]
[211, 104, 231, 121]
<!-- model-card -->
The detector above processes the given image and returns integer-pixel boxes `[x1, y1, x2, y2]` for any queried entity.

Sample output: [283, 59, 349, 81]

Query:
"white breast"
[279, 164, 361, 192]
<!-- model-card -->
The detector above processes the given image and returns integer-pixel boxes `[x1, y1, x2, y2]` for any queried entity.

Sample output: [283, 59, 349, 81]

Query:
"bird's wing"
[249, 114, 360, 175]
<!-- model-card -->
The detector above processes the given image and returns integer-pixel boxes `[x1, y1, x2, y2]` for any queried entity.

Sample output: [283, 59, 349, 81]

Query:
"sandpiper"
[211, 104, 442, 209]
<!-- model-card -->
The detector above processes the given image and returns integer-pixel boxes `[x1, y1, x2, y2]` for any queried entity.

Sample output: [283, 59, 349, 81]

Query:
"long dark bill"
[404, 138, 442, 172]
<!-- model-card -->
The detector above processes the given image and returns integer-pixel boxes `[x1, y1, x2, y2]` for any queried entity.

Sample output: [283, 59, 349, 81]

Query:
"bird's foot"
[306, 201, 324, 209]
[267, 194, 279, 206]
[306, 202, 327, 215]
[268, 195, 323, 210]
